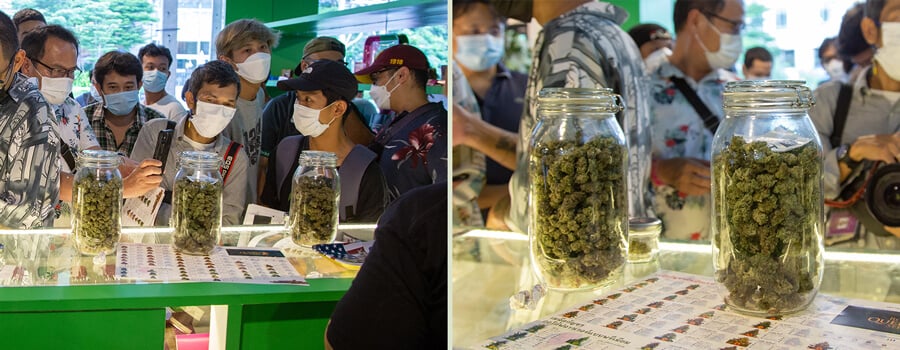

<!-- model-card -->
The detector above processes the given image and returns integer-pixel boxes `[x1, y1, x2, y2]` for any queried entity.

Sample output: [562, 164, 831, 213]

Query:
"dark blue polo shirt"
[474, 64, 528, 185]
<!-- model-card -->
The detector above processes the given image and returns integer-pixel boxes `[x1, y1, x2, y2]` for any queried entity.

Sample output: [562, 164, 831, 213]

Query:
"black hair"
[411, 68, 433, 91]
[818, 37, 836, 60]
[866, 0, 886, 20]
[743, 47, 772, 69]
[188, 60, 241, 100]
[0, 11, 18, 60]
[12, 8, 44, 28]
[673, 0, 725, 33]
[453, 0, 502, 21]
[837, 3, 869, 59]
[138, 43, 173, 66]
[94, 51, 144, 86]
[21, 25, 80, 61]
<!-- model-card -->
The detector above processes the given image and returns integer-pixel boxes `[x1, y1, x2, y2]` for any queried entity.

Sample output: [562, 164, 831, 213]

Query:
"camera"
[865, 163, 900, 228]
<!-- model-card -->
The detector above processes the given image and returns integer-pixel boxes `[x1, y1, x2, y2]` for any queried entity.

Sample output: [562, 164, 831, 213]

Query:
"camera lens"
[866, 163, 900, 227]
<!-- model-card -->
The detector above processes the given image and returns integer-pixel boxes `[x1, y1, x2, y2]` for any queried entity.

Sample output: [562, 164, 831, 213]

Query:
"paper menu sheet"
[115, 243, 307, 285]
[477, 271, 900, 349]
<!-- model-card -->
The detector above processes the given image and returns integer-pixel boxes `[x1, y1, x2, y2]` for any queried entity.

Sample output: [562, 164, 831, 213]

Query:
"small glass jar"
[711, 80, 824, 316]
[172, 151, 223, 255]
[528, 88, 628, 290]
[289, 151, 340, 246]
[72, 150, 122, 256]
[628, 217, 661, 263]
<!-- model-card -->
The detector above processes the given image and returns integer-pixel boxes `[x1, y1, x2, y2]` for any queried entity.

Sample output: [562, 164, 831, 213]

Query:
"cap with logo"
[277, 60, 357, 101]
[354, 44, 430, 84]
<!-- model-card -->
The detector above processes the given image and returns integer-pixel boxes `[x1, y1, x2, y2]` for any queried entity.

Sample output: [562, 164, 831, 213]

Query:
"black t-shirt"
[259, 136, 388, 223]
[260, 92, 298, 159]
[326, 183, 447, 349]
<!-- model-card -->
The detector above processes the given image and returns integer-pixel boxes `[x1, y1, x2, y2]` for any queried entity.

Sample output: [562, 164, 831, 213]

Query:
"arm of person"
[0, 105, 60, 228]
[257, 156, 268, 203]
[453, 103, 517, 170]
[222, 149, 250, 225]
[652, 157, 711, 196]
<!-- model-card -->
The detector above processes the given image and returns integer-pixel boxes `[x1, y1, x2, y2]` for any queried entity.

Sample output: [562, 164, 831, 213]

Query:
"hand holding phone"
[153, 129, 174, 173]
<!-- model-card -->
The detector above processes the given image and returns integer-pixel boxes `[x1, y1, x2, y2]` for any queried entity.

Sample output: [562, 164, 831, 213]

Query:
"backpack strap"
[830, 83, 853, 149]
[338, 145, 377, 220]
[670, 76, 720, 134]
[220, 141, 242, 185]
[274, 135, 305, 197]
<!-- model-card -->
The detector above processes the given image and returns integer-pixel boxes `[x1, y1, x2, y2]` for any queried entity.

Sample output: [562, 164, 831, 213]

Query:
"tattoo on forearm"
[496, 137, 516, 153]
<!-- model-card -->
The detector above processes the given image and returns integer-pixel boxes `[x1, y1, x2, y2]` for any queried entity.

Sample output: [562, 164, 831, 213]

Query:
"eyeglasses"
[702, 11, 745, 34]
[29, 57, 81, 78]
[370, 68, 398, 84]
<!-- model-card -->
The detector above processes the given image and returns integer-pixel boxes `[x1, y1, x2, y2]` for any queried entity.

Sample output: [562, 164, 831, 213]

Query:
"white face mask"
[191, 100, 236, 138]
[235, 52, 271, 83]
[824, 59, 847, 82]
[875, 22, 900, 81]
[696, 18, 742, 70]
[292, 102, 337, 138]
[643, 47, 671, 73]
[455, 33, 505, 72]
[142, 69, 168, 93]
[370, 71, 399, 111]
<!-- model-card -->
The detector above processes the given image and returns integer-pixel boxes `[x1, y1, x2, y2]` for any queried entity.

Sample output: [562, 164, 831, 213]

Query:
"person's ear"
[861, 17, 880, 46]
[333, 99, 348, 119]
[19, 56, 34, 76]
[396, 66, 411, 86]
[185, 91, 197, 112]
[11, 49, 26, 74]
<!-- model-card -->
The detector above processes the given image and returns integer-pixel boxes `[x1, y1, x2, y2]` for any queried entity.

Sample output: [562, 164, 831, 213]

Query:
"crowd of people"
[453, 0, 900, 249]
[0, 7, 448, 230]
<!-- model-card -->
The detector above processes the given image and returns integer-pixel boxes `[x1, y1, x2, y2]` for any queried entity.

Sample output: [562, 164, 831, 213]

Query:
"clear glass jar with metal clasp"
[172, 151, 223, 255]
[528, 88, 628, 290]
[72, 150, 123, 256]
[289, 151, 340, 246]
[711, 80, 824, 316]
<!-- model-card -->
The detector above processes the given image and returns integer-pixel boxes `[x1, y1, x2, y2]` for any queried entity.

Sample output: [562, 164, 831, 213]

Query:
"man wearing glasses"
[0, 11, 60, 228]
[648, 0, 745, 241]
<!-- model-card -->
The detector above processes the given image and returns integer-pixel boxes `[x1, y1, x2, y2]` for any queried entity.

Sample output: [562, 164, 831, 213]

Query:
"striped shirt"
[0, 73, 61, 228]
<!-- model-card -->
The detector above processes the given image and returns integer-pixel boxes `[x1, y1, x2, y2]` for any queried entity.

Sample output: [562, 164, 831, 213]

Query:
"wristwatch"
[836, 144, 861, 168]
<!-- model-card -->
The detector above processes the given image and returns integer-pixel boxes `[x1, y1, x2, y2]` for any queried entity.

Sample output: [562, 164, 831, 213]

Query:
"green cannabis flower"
[531, 137, 627, 289]
[73, 172, 122, 255]
[173, 177, 222, 254]
[713, 136, 821, 314]
[290, 176, 338, 246]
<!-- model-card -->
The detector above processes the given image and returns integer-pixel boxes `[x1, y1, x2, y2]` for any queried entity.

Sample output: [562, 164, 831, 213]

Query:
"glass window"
[178, 42, 199, 55]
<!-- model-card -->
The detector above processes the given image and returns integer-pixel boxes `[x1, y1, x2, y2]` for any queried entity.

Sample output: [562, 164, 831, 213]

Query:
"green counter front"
[0, 225, 371, 349]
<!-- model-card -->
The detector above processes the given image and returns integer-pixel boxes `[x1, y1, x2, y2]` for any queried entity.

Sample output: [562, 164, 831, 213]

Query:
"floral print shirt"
[648, 62, 735, 240]
[52, 97, 99, 173]
[371, 102, 447, 200]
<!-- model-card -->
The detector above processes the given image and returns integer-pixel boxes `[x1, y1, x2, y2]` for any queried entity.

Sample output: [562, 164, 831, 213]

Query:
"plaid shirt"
[84, 102, 165, 156]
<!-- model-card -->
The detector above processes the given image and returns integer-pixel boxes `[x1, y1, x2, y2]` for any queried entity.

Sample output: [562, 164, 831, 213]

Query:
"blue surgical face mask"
[454, 33, 505, 72]
[142, 70, 168, 93]
[103, 90, 140, 116]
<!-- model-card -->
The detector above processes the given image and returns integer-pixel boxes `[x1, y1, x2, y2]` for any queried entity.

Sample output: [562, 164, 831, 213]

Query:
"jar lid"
[178, 151, 221, 167]
[299, 151, 338, 167]
[538, 88, 624, 113]
[723, 80, 814, 110]
[629, 217, 662, 233]
[77, 149, 121, 166]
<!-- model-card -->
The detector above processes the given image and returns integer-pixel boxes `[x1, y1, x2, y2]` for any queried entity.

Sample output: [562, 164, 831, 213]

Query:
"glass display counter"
[452, 229, 900, 348]
[0, 224, 374, 349]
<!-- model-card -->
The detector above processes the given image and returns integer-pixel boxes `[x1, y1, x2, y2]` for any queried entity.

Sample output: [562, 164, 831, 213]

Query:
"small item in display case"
[72, 150, 123, 256]
[172, 151, 223, 255]
[289, 151, 340, 246]
[628, 217, 661, 263]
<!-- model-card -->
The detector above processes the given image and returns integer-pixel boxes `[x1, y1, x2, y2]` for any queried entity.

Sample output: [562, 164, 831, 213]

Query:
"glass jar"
[289, 151, 340, 246]
[628, 217, 661, 263]
[711, 80, 824, 316]
[172, 151, 223, 255]
[528, 88, 628, 290]
[72, 150, 123, 256]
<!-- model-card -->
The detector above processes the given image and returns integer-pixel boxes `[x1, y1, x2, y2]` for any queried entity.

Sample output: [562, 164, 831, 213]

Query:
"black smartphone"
[153, 129, 174, 173]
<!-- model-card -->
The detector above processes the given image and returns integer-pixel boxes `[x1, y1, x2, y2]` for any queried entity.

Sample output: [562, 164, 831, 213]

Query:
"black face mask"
[490, 0, 534, 23]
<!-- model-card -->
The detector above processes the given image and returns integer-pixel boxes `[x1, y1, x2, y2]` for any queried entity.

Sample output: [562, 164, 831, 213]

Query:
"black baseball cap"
[277, 60, 358, 101]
